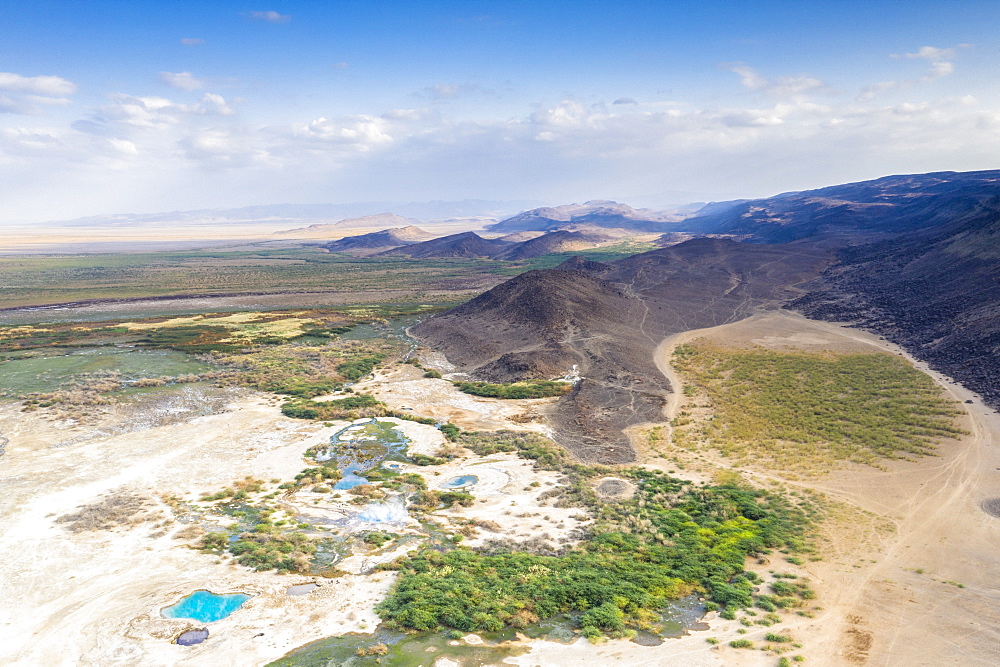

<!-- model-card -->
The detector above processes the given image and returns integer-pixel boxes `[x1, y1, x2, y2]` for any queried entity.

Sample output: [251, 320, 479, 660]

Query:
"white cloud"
[200, 93, 235, 116]
[613, 98, 638, 105]
[0, 73, 77, 114]
[3, 57, 1000, 222]
[0, 73, 77, 97]
[180, 38, 205, 46]
[246, 10, 291, 23]
[159, 71, 207, 91]
[889, 44, 963, 82]
[0, 95, 34, 115]
[279, 114, 395, 154]
[857, 80, 901, 101]
[332, 62, 350, 70]
[72, 93, 237, 136]
[417, 83, 483, 100]
[900, 46, 956, 61]
[861, 45, 966, 100]
[926, 60, 954, 79]
[724, 64, 827, 98]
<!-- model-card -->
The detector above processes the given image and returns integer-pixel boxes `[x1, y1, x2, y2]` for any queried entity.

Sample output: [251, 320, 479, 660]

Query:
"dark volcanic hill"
[490, 200, 685, 233]
[414, 169, 1000, 463]
[323, 226, 431, 254]
[378, 232, 511, 259]
[793, 195, 1000, 408]
[495, 230, 613, 260]
[682, 170, 1000, 243]
[413, 238, 831, 463]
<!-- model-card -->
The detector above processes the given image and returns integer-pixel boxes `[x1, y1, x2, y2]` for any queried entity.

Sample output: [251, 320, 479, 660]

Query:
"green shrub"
[452, 380, 571, 399]
[337, 354, 386, 381]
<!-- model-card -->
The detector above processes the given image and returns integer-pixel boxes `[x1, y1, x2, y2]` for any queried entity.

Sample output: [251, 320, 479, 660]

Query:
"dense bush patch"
[453, 380, 571, 399]
[377, 465, 817, 638]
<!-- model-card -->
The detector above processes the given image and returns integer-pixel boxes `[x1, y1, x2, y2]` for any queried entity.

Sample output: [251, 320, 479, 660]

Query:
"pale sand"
[4, 309, 996, 666]
[0, 390, 583, 667]
[644, 310, 1000, 666]
[0, 394, 397, 666]
[358, 363, 558, 436]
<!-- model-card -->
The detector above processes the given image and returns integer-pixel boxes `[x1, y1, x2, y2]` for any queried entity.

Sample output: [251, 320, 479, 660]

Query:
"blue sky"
[2, 1, 999, 222]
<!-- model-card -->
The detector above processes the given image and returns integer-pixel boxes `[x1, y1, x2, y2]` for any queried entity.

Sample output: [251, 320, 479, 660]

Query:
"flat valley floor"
[0, 309, 997, 666]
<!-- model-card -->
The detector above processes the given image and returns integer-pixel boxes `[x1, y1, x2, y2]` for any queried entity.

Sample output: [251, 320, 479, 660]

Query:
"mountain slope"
[413, 238, 831, 462]
[489, 200, 686, 233]
[682, 170, 1000, 243]
[793, 195, 1000, 407]
[377, 232, 511, 259]
[322, 226, 432, 254]
[495, 230, 613, 260]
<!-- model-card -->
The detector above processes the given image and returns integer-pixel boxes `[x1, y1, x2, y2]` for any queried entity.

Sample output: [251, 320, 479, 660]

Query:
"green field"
[671, 342, 966, 471]
[0, 242, 655, 310]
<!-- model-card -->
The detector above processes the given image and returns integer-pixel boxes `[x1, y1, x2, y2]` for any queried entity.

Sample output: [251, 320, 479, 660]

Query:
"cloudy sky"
[2, 0, 999, 223]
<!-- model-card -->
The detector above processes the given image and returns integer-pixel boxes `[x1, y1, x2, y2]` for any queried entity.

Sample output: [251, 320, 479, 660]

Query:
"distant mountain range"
[321, 226, 433, 254]
[680, 170, 1000, 242]
[49, 200, 546, 229]
[412, 169, 1000, 462]
[325, 229, 621, 260]
[488, 200, 688, 233]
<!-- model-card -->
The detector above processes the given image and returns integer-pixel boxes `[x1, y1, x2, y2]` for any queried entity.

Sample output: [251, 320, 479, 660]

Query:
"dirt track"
[653, 310, 1000, 666]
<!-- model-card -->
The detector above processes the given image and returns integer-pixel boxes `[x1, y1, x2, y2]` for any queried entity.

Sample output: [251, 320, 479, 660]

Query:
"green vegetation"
[227, 530, 317, 572]
[453, 379, 572, 399]
[362, 532, 395, 548]
[337, 354, 386, 381]
[281, 393, 389, 420]
[0, 247, 503, 309]
[0, 242, 656, 312]
[492, 240, 659, 274]
[213, 338, 401, 397]
[672, 342, 966, 470]
[376, 457, 818, 639]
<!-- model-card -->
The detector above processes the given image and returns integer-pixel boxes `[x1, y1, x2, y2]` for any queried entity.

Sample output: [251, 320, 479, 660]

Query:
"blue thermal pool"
[175, 628, 209, 646]
[441, 475, 478, 489]
[161, 590, 251, 623]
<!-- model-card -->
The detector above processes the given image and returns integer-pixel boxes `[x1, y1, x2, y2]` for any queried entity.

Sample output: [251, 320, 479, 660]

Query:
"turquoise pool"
[441, 475, 478, 488]
[161, 590, 251, 623]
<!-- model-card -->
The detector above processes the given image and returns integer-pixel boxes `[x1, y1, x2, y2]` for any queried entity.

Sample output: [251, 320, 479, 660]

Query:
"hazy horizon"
[3, 1, 999, 224]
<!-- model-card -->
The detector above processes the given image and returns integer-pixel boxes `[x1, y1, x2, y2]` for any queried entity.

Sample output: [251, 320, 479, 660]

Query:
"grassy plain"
[0, 306, 427, 416]
[0, 241, 654, 310]
[650, 311, 1000, 667]
[670, 342, 965, 472]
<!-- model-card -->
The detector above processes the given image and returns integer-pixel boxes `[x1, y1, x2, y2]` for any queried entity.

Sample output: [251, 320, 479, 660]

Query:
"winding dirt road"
[651, 310, 1000, 666]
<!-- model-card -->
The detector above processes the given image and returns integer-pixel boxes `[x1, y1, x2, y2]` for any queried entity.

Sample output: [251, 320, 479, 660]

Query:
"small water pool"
[333, 471, 369, 490]
[441, 475, 478, 489]
[161, 590, 251, 623]
[312, 419, 411, 490]
[286, 583, 319, 596]
[175, 628, 209, 646]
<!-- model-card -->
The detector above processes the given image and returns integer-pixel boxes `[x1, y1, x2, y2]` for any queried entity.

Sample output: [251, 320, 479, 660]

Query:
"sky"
[2, 0, 999, 223]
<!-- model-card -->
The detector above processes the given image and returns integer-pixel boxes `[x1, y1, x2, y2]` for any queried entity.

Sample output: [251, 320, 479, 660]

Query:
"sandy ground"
[645, 310, 1000, 666]
[0, 383, 590, 667]
[4, 308, 996, 666]
[0, 220, 485, 252]
[0, 391, 399, 666]
[358, 363, 558, 436]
